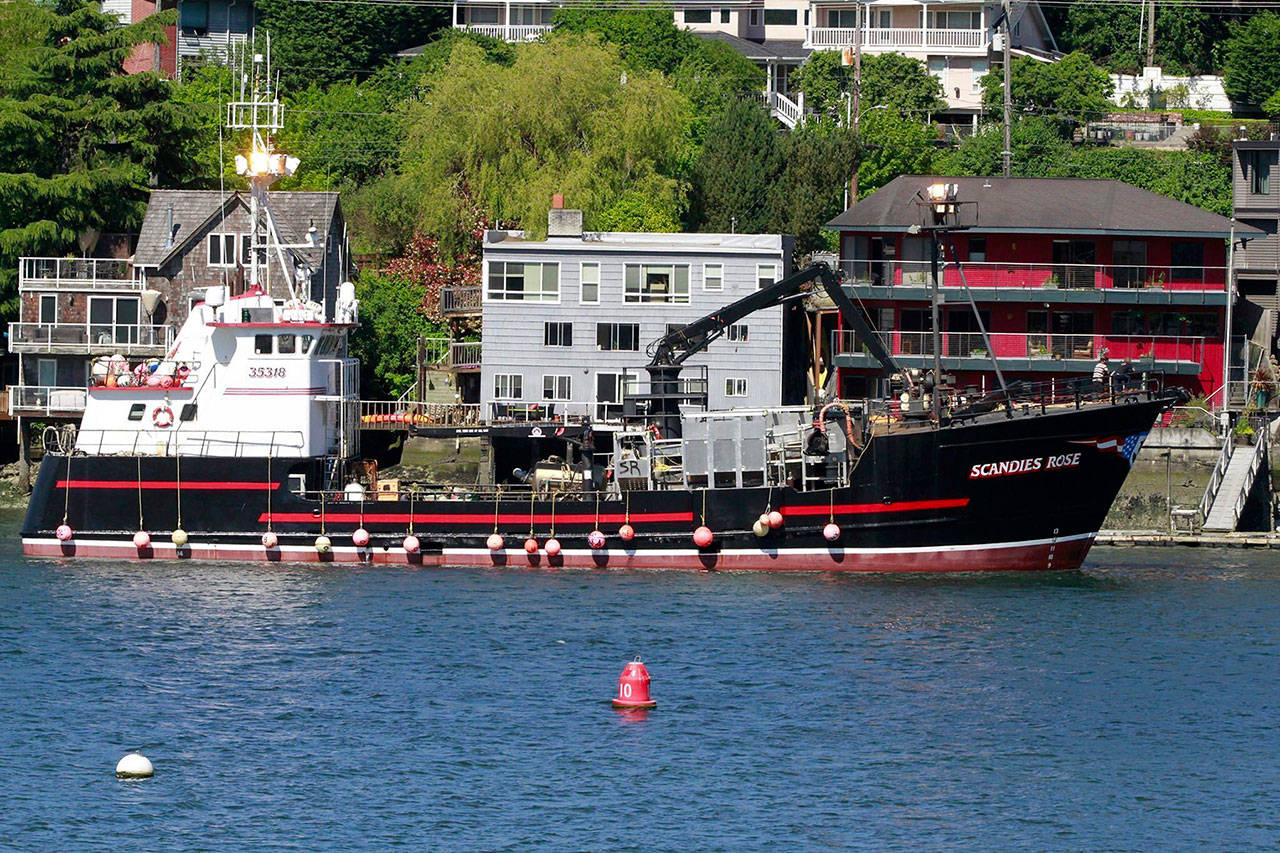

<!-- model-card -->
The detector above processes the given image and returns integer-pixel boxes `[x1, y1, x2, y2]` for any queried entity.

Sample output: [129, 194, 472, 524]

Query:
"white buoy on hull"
[115, 752, 154, 779]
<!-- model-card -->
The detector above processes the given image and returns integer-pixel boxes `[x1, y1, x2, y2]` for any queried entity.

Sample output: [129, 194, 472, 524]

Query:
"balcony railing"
[452, 23, 554, 42]
[838, 258, 1229, 291]
[19, 257, 139, 292]
[8, 323, 174, 355]
[441, 286, 482, 316]
[176, 30, 248, 59]
[450, 342, 481, 370]
[8, 385, 88, 417]
[806, 27, 987, 50]
[834, 331, 1207, 370]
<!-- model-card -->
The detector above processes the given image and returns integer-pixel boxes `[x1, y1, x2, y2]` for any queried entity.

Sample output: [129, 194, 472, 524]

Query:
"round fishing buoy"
[115, 752, 153, 779]
[171, 528, 188, 548]
[486, 533, 503, 551]
[752, 518, 769, 538]
[587, 529, 606, 549]
[56, 523, 73, 542]
[403, 534, 421, 553]
[133, 530, 151, 549]
[261, 531, 278, 549]
[611, 659, 657, 710]
[618, 523, 635, 542]
[545, 537, 562, 557]
[315, 535, 331, 554]
[823, 522, 841, 542]
[767, 510, 784, 530]
[693, 525, 714, 548]
[352, 527, 370, 547]
[523, 537, 538, 554]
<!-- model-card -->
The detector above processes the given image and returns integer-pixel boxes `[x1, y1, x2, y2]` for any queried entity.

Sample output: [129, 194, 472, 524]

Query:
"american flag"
[1069, 432, 1148, 464]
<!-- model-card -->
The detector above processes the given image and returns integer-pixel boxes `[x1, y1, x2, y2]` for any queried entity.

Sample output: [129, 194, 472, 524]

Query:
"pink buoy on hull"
[352, 527, 370, 547]
[56, 524, 73, 542]
[693, 526, 714, 548]
[261, 531, 278, 549]
[544, 537, 562, 557]
[823, 523, 841, 542]
[587, 530, 606, 549]
[523, 538, 538, 554]
[767, 510, 784, 530]
[618, 523, 635, 542]
[403, 534, 421, 553]
[132, 531, 151, 549]
[611, 659, 657, 710]
[485, 533, 503, 551]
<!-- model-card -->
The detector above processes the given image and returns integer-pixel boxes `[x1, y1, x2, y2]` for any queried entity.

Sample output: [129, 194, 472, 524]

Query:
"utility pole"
[1001, 0, 1012, 178]
[1137, 0, 1145, 59]
[1145, 0, 1157, 68]
[847, 0, 864, 205]
[930, 232, 942, 422]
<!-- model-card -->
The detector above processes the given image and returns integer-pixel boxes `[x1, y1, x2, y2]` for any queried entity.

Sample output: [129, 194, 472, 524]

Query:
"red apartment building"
[826, 176, 1262, 403]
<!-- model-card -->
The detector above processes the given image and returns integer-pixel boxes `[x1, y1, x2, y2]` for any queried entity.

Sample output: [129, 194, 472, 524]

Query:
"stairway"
[1201, 437, 1267, 532]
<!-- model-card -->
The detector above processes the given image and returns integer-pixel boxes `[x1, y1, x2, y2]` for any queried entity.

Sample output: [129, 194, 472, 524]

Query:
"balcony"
[441, 285, 482, 316]
[8, 323, 174, 355]
[8, 385, 88, 418]
[838, 259, 1230, 306]
[833, 331, 1207, 375]
[806, 27, 987, 52]
[452, 23, 554, 42]
[176, 30, 248, 60]
[450, 341, 481, 370]
[19, 257, 139, 292]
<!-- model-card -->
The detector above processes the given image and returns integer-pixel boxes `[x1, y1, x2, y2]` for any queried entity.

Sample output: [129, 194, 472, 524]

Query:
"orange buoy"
[523, 537, 538, 554]
[618, 523, 635, 541]
[611, 659, 657, 710]
[693, 525, 713, 547]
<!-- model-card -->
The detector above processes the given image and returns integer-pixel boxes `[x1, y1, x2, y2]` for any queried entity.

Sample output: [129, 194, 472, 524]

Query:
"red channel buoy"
[611, 659, 657, 710]
[693, 525, 714, 547]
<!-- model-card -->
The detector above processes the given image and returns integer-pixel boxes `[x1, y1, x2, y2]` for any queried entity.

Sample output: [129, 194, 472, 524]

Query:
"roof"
[696, 32, 811, 63]
[484, 229, 787, 255]
[134, 190, 341, 269]
[825, 176, 1264, 239]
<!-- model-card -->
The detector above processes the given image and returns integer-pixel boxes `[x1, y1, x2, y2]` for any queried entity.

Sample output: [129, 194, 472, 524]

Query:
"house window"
[703, 263, 723, 291]
[1111, 310, 1146, 335]
[580, 262, 600, 304]
[971, 60, 989, 91]
[39, 295, 57, 324]
[757, 263, 778, 289]
[968, 238, 987, 262]
[685, 9, 711, 23]
[180, 0, 208, 32]
[486, 261, 559, 301]
[208, 233, 237, 267]
[88, 296, 139, 346]
[727, 324, 748, 342]
[544, 321, 573, 347]
[37, 358, 57, 388]
[494, 373, 523, 399]
[749, 8, 760, 26]
[763, 8, 796, 25]
[542, 374, 571, 401]
[1051, 240, 1097, 288]
[666, 323, 686, 338]
[720, 8, 730, 23]
[625, 264, 690, 303]
[1242, 150, 1276, 195]
[1112, 240, 1148, 288]
[467, 6, 499, 23]
[725, 377, 748, 397]
[874, 9, 892, 27]
[929, 10, 981, 29]
[828, 8, 856, 27]
[597, 322, 640, 351]
[1184, 312, 1220, 337]
[1170, 242, 1204, 282]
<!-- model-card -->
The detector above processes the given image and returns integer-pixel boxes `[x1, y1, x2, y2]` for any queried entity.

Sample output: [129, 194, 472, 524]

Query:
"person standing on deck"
[1092, 354, 1111, 388]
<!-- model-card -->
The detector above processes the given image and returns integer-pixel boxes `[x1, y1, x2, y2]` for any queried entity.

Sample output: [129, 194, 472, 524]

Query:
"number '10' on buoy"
[611, 658, 657, 710]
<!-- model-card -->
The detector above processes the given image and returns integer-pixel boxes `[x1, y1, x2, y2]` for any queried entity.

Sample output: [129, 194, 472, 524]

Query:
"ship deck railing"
[69, 428, 307, 457]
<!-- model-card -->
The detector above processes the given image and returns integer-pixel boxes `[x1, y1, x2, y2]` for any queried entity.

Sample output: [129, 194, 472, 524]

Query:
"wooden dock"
[1095, 531, 1280, 548]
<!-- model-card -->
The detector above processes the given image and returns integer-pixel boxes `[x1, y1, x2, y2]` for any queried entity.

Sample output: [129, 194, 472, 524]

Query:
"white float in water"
[115, 752, 154, 779]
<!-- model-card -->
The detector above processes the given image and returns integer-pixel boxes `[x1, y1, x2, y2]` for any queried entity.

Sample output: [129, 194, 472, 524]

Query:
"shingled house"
[7, 189, 350, 420]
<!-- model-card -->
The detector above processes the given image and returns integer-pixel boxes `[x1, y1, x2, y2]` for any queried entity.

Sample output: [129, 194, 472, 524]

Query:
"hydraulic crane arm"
[646, 262, 899, 376]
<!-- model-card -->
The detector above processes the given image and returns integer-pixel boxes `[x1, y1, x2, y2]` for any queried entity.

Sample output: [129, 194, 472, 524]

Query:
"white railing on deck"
[454, 23, 553, 41]
[805, 27, 986, 49]
[451, 342, 481, 369]
[838, 258, 1229, 291]
[834, 330, 1206, 368]
[73, 429, 306, 457]
[764, 90, 804, 129]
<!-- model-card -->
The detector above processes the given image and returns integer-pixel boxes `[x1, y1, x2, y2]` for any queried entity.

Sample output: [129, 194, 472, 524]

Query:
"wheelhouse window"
[487, 261, 559, 302]
[254, 335, 273, 355]
[277, 334, 296, 354]
[580, 262, 600, 304]
[542, 374, 571, 401]
[493, 373, 523, 399]
[597, 322, 640, 351]
[208, 233, 237, 268]
[625, 264, 689, 303]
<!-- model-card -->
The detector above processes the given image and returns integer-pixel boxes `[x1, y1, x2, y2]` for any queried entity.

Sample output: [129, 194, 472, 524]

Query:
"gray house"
[480, 209, 793, 421]
[1233, 139, 1280, 365]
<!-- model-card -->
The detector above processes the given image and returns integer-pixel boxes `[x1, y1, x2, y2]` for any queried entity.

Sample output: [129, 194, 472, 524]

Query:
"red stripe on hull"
[255, 511, 697, 525]
[58, 480, 282, 491]
[22, 536, 1094, 572]
[781, 498, 970, 517]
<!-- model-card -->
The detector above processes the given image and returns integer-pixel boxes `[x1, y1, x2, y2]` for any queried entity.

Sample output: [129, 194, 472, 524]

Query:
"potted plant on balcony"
[1146, 271, 1166, 289]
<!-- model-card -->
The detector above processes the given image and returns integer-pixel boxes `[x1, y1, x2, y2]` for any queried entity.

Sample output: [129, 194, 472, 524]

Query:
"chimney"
[547, 194, 583, 238]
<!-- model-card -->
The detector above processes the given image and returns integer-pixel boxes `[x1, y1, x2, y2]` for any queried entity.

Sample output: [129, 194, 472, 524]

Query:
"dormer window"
[208, 233, 237, 268]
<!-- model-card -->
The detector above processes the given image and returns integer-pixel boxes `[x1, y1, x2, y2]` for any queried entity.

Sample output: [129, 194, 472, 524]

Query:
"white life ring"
[152, 405, 174, 429]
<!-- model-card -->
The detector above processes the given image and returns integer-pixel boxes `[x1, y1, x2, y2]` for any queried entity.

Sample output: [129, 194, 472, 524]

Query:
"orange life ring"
[152, 405, 174, 429]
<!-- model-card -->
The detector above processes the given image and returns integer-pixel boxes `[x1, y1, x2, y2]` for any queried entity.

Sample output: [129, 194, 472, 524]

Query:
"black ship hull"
[23, 397, 1169, 572]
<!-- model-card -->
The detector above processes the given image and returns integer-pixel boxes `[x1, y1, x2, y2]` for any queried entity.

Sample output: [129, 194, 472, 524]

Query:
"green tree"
[769, 122, 857, 252]
[596, 190, 682, 232]
[795, 51, 944, 120]
[364, 37, 690, 255]
[348, 270, 449, 397]
[255, 0, 447, 91]
[854, 109, 936, 198]
[1060, 0, 1216, 73]
[0, 0, 199, 315]
[1223, 12, 1280, 112]
[551, 4, 694, 74]
[279, 81, 403, 192]
[671, 39, 764, 140]
[171, 63, 245, 190]
[934, 117, 1071, 177]
[982, 52, 1114, 125]
[689, 98, 782, 233]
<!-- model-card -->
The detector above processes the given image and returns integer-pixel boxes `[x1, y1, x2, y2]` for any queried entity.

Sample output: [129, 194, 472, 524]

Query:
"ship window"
[180, 403, 198, 422]
[301, 334, 316, 354]
[278, 334, 296, 354]
[254, 334, 272, 354]
[128, 403, 145, 421]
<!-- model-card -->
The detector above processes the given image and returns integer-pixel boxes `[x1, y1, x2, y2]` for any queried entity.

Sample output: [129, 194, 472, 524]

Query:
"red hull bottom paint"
[22, 534, 1095, 572]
